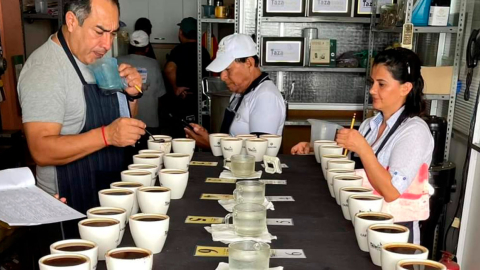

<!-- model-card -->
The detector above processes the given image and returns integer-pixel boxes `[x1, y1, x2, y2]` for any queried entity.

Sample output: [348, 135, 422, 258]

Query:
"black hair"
[134, 17, 152, 36]
[64, 0, 120, 26]
[373, 48, 426, 118]
[235, 55, 260, 67]
[182, 30, 197, 40]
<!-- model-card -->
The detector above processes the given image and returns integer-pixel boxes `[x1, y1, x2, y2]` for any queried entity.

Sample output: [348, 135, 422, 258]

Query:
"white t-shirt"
[229, 79, 286, 136]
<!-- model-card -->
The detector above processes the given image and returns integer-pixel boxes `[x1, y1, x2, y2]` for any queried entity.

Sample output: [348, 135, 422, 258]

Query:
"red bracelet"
[101, 126, 109, 146]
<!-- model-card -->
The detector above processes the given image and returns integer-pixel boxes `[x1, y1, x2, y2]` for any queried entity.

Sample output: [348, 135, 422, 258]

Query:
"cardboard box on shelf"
[421, 66, 454, 95]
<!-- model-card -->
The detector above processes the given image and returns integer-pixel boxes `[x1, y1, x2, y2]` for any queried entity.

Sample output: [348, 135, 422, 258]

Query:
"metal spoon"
[145, 129, 165, 143]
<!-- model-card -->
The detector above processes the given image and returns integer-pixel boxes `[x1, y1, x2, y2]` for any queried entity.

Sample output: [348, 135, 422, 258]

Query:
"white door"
[118, 0, 149, 35]
[183, 0, 198, 19]
[148, 0, 184, 43]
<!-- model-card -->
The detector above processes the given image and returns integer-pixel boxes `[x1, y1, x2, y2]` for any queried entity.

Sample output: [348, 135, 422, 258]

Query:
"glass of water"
[228, 241, 270, 270]
[224, 154, 255, 177]
[233, 180, 265, 205]
[225, 203, 267, 237]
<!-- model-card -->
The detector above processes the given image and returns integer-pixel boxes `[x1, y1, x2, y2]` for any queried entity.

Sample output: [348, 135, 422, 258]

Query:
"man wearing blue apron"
[18, 0, 146, 223]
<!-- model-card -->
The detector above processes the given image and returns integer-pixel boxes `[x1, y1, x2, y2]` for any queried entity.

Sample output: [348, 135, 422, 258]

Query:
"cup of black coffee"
[396, 259, 446, 270]
[105, 247, 153, 270]
[381, 243, 429, 270]
[354, 212, 394, 252]
[39, 253, 90, 270]
[50, 239, 98, 270]
[78, 218, 120, 261]
[367, 224, 410, 266]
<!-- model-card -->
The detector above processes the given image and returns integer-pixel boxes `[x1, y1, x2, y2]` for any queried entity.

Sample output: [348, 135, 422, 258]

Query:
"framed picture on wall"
[263, 0, 306, 17]
[261, 37, 305, 66]
[354, 0, 393, 17]
[308, 0, 351, 17]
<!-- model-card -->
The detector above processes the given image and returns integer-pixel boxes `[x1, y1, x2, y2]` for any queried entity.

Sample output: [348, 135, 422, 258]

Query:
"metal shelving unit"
[197, 0, 239, 126]
[363, 0, 467, 161]
[261, 67, 366, 73]
[261, 16, 372, 24]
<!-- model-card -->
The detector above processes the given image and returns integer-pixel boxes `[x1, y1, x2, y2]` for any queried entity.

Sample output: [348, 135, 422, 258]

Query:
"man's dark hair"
[135, 18, 152, 36]
[64, 0, 120, 26]
[235, 56, 260, 67]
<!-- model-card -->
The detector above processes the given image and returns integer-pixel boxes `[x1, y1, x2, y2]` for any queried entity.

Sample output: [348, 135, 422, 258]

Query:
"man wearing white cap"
[117, 30, 166, 143]
[185, 34, 286, 148]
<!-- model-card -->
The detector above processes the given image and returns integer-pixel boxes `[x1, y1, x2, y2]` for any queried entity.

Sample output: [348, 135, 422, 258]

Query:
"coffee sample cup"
[259, 134, 282, 157]
[128, 163, 159, 186]
[39, 253, 90, 270]
[50, 240, 98, 270]
[328, 159, 355, 171]
[354, 212, 394, 252]
[133, 154, 162, 171]
[236, 135, 257, 155]
[87, 207, 127, 244]
[326, 169, 355, 196]
[313, 140, 336, 163]
[105, 247, 153, 270]
[209, 133, 230, 156]
[221, 137, 243, 159]
[98, 189, 135, 220]
[333, 175, 363, 205]
[367, 224, 410, 266]
[246, 138, 268, 162]
[129, 214, 169, 254]
[159, 169, 189, 199]
[321, 154, 348, 179]
[319, 145, 343, 161]
[163, 153, 190, 171]
[147, 135, 172, 154]
[110, 182, 143, 216]
[396, 259, 446, 270]
[120, 169, 152, 187]
[381, 243, 429, 270]
[172, 138, 196, 161]
[78, 218, 120, 261]
[137, 187, 171, 215]
[138, 150, 165, 167]
[348, 194, 384, 225]
[339, 187, 374, 220]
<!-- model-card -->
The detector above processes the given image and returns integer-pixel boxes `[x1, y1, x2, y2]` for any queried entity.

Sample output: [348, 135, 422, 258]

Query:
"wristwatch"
[123, 90, 143, 102]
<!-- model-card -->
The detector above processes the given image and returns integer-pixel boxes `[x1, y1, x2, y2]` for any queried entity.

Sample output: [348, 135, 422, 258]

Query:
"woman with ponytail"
[292, 48, 434, 244]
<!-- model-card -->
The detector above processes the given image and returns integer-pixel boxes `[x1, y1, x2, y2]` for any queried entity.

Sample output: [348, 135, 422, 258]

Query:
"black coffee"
[135, 217, 165, 222]
[104, 191, 132, 195]
[359, 215, 390, 221]
[401, 263, 442, 270]
[373, 228, 406, 234]
[353, 197, 379, 201]
[385, 246, 424, 255]
[344, 188, 369, 192]
[92, 211, 124, 215]
[56, 244, 94, 252]
[43, 257, 87, 266]
[165, 171, 184, 174]
[116, 184, 142, 188]
[144, 189, 168, 193]
[333, 170, 352, 173]
[110, 250, 149, 259]
[125, 172, 151, 176]
[82, 221, 117, 227]
[139, 155, 160, 159]
[132, 165, 156, 169]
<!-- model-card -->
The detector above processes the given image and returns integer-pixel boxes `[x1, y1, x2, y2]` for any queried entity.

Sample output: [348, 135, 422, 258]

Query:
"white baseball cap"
[206, 33, 258, 73]
[130, 30, 149, 48]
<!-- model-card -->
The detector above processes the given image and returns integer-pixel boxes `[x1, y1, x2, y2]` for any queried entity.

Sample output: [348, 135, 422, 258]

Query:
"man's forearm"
[164, 62, 178, 90]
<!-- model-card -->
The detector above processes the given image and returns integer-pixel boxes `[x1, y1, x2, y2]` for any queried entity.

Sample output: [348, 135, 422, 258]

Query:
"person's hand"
[118, 63, 143, 96]
[105, 118, 146, 147]
[174, 87, 190, 99]
[335, 128, 370, 156]
[291, 142, 311, 155]
[54, 194, 67, 204]
[185, 123, 210, 149]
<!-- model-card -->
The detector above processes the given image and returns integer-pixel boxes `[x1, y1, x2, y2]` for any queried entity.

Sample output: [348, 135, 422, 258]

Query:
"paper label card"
[190, 161, 218, 166]
[260, 180, 287, 185]
[312, 0, 348, 13]
[266, 0, 303, 13]
[200, 194, 234, 200]
[265, 41, 303, 63]
[261, 163, 289, 169]
[185, 216, 224, 224]
[267, 218, 294, 226]
[194, 246, 229, 257]
[358, 0, 392, 14]
[205, 178, 237, 184]
[266, 196, 295, 202]
[271, 249, 307, 258]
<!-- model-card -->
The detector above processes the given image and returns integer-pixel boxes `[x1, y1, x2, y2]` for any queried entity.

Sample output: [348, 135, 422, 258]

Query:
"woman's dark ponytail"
[373, 48, 426, 117]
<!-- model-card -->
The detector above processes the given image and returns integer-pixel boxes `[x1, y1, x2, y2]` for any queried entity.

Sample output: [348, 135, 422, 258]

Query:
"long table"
[95, 153, 379, 270]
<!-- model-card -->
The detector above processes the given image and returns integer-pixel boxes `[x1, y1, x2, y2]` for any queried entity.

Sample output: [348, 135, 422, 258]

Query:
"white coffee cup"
[105, 247, 153, 270]
[133, 154, 162, 171]
[368, 224, 410, 266]
[78, 218, 120, 261]
[313, 140, 337, 163]
[349, 194, 384, 225]
[221, 137, 243, 160]
[326, 169, 355, 197]
[137, 186, 171, 215]
[354, 212, 394, 252]
[159, 169, 189, 199]
[138, 150, 165, 167]
[396, 259, 446, 270]
[87, 207, 127, 245]
[333, 175, 363, 205]
[129, 214, 170, 254]
[163, 153, 190, 171]
[147, 135, 172, 154]
[110, 182, 143, 216]
[120, 169, 152, 187]
[259, 135, 282, 157]
[128, 164, 159, 186]
[328, 159, 356, 171]
[236, 135, 257, 155]
[246, 138, 268, 162]
[39, 253, 90, 270]
[50, 239, 98, 270]
[321, 154, 348, 179]
[209, 133, 230, 156]
[381, 243, 429, 270]
[339, 187, 374, 220]
[172, 138, 196, 161]
[319, 145, 343, 161]
[98, 189, 135, 220]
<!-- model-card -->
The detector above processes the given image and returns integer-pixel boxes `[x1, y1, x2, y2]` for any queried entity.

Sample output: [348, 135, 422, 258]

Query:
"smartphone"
[168, 114, 196, 133]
